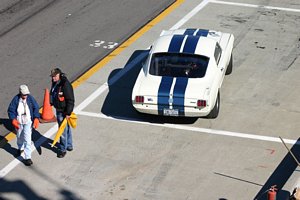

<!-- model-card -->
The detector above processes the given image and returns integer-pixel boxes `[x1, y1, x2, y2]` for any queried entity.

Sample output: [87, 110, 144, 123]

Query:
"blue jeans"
[56, 111, 73, 152]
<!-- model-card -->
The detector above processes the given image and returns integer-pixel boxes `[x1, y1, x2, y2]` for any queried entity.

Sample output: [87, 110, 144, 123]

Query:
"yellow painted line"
[0, 107, 45, 148]
[0, 132, 14, 148]
[72, 0, 185, 88]
[0, 0, 184, 147]
[0, 131, 15, 148]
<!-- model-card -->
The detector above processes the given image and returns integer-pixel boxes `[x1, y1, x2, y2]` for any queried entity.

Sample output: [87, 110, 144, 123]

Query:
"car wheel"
[225, 54, 233, 75]
[207, 91, 220, 119]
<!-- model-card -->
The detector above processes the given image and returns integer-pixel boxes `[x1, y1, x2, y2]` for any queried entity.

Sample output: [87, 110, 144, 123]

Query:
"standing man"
[50, 68, 75, 158]
[8, 85, 40, 166]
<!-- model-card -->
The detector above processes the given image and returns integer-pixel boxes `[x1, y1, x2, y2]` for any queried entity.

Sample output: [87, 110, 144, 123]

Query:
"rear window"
[149, 53, 209, 78]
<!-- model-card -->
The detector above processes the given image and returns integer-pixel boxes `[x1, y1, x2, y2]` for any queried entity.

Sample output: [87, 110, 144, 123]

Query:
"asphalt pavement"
[1, 0, 300, 199]
[0, 0, 174, 137]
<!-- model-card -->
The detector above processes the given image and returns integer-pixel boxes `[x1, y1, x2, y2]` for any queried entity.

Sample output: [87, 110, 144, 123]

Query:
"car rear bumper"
[133, 103, 211, 117]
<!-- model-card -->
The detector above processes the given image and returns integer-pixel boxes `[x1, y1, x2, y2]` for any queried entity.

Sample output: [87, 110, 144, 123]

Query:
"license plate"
[163, 109, 179, 116]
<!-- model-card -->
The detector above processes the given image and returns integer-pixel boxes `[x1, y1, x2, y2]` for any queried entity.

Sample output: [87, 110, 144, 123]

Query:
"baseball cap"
[19, 85, 30, 95]
[50, 68, 62, 77]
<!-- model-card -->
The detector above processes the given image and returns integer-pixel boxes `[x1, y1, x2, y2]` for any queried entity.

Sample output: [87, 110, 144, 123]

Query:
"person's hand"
[12, 119, 20, 129]
[33, 118, 39, 129]
[66, 115, 70, 119]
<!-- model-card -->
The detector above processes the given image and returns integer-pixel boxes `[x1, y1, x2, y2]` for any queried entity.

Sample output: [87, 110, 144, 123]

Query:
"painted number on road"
[90, 40, 118, 49]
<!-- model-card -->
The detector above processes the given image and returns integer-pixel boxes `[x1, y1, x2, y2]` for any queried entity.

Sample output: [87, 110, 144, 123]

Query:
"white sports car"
[132, 28, 234, 118]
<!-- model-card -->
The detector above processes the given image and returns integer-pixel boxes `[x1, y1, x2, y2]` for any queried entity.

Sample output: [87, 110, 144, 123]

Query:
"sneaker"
[67, 147, 73, 151]
[24, 159, 33, 166]
[57, 151, 66, 158]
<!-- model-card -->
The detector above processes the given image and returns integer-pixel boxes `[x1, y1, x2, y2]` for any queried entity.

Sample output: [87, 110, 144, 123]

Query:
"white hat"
[19, 85, 30, 95]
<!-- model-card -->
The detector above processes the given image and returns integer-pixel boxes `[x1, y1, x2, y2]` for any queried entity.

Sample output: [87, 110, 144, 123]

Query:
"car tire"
[225, 54, 233, 75]
[207, 91, 220, 119]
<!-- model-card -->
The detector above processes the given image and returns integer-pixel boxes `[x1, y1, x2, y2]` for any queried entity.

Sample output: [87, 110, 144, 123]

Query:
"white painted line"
[74, 50, 148, 113]
[170, 0, 300, 32]
[1, 82, 109, 177]
[78, 111, 298, 145]
[2, 0, 298, 179]
[74, 83, 109, 113]
[170, 0, 211, 30]
[0, 13, 156, 179]
[0, 159, 20, 179]
[0, 125, 58, 178]
[211, 0, 300, 13]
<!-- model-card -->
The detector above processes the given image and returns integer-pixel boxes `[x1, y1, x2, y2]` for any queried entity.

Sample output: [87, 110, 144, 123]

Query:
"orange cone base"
[39, 116, 57, 123]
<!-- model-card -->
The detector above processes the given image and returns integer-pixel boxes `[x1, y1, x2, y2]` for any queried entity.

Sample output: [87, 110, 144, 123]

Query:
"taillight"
[197, 100, 206, 107]
[135, 96, 144, 103]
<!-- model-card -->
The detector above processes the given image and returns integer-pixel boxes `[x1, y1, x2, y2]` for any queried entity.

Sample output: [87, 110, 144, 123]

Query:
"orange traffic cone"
[39, 88, 56, 123]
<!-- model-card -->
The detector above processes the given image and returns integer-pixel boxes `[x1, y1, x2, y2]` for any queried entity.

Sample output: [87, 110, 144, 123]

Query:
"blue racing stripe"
[182, 35, 200, 54]
[196, 29, 209, 36]
[184, 28, 197, 35]
[158, 76, 173, 115]
[168, 35, 185, 53]
[173, 77, 188, 116]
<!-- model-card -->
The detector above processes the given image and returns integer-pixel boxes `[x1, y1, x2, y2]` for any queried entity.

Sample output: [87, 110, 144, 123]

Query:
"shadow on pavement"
[101, 49, 198, 125]
[0, 118, 14, 133]
[0, 118, 15, 150]
[0, 178, 47, 200]
[0, 132, 80, 199]
[0, 129, 57, 162]
[0, 174, 81, 200]
[0, 142, 18, 158]
[254, 138, 300, 200]
[0, 135, 9, 150]
[0, 118, 15, 149]
[32, 129, 57, 155]
[214, 172, 263, 187]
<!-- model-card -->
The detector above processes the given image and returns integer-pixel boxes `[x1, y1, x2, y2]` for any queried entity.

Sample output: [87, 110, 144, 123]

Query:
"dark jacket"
[7, 94, 40, 121]
[50, 74, 75, 115]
